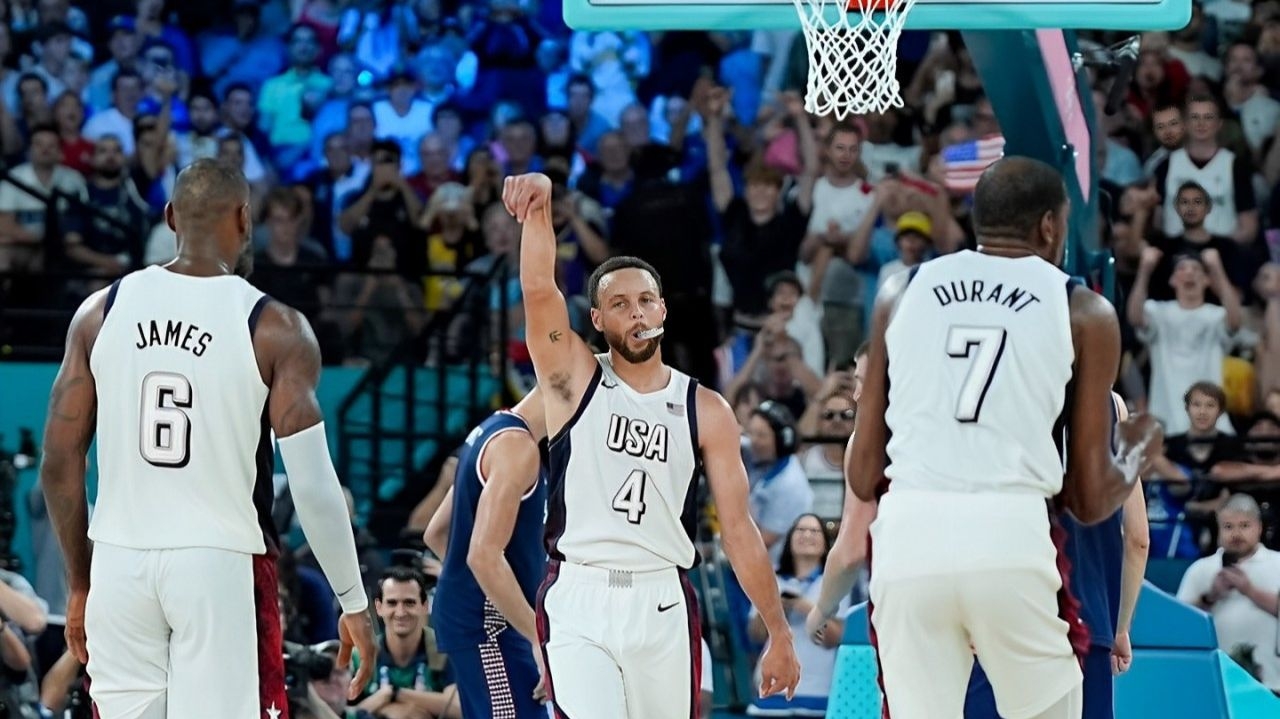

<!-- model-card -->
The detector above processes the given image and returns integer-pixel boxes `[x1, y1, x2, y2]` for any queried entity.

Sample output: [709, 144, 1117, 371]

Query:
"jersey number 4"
[945, 326, 1007, 423]
[139, 371, 193, 467]
[612, 469, 648, 524]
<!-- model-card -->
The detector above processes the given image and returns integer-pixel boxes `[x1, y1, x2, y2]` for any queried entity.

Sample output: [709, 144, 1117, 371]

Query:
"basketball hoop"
[792, 0, 920, 119]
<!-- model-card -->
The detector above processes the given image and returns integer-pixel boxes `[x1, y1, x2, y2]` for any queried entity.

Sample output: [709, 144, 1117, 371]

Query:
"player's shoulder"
[693, 385, 736, 441]
[1066, 282, 1119, 327]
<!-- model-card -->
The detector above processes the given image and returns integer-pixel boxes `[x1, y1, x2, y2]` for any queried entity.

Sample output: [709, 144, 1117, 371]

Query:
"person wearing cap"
[876, 210, 934, 288]
[87, 16, 141, 113]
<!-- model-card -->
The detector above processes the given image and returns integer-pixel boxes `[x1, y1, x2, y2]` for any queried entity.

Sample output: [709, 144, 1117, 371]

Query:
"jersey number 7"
[945, 326, 1007, 423]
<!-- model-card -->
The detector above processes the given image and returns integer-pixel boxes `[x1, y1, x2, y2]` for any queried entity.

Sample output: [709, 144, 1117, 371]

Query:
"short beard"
[603, 326, 661, 364]
[234, 238, 254, 278]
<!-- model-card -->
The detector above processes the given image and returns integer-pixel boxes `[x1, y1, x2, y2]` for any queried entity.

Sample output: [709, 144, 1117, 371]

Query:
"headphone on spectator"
[753, 400, 798, 457]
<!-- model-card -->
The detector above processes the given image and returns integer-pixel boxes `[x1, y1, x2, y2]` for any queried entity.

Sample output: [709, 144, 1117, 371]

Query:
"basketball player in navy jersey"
[505, 172, 801, 719]
[964, 392, 1151, 719]
[40, 159, 377, 717]
[427, 387, 550, 718]
[848, 156, 1162, 719]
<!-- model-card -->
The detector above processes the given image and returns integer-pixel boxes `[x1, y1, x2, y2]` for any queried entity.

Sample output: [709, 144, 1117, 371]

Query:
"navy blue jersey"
[1059, 396, 1125, 649]
[433, 411, 548, 652]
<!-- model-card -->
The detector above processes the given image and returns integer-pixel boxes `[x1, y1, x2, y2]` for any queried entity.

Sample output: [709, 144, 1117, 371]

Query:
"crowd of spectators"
[3, 0, 1280, 713]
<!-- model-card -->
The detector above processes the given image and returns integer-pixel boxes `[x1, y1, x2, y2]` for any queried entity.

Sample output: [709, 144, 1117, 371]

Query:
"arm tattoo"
[549, 330, 562, 343]
[548, 372, 573, 402]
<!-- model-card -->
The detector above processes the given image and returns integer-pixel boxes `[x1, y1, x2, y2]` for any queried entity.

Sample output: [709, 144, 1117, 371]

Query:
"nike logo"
[657, 602, 679, 613]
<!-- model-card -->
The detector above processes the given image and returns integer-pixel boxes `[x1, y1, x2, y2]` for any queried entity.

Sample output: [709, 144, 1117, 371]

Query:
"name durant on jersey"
[606, 414, 669, 462]
[932, 280, 1041, 312]
[134, 320, 213, 357]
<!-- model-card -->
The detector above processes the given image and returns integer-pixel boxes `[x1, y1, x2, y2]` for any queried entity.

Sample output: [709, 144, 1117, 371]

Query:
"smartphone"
[1222, 550, 1242, 568]
[885, 162, 901, 177]
[780, 589, 802, 600]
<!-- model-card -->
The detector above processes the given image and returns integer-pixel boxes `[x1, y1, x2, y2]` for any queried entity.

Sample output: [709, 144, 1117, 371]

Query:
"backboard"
[563, 0, 1191, 31]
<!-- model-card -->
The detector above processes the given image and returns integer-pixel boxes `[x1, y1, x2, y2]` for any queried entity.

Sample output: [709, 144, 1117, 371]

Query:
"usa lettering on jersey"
[605, 414, 669, 462]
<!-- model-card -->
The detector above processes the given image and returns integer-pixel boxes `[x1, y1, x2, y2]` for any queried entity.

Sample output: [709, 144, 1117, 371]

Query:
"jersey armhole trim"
[686, 378, 701, 466]
[548, 362, 604, 448]
[474, 426, 541, 500]
[247, 294, 273, 336]
[102, 278, 123, 321]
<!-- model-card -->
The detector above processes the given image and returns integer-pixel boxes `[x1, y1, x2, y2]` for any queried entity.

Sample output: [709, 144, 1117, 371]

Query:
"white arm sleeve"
[277, 422, 369, 614]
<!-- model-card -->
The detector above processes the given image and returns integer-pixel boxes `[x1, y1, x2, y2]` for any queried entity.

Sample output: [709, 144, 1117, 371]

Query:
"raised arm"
[506, 173, 598, 431]
[847, 272, 907, 501]
[254, 303, 376, 700]
[468, 430, 543, 644]
[1200, 248, 1243, 332]
[1063, 288, 1161, 524]
[702, 88, 735, 214]
[39, 289, 107, 664]
[698, 387, 801, 700]
[1127, 245, 1159, 330]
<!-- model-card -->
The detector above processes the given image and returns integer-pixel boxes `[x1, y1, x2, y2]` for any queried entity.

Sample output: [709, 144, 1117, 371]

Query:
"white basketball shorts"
[85, 542, 288, 719]
[537, 561, 703, 719]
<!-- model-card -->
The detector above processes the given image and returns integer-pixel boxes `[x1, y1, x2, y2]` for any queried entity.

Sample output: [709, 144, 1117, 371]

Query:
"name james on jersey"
[931, 279, 1042, 313]
[133, 319, 214, 357]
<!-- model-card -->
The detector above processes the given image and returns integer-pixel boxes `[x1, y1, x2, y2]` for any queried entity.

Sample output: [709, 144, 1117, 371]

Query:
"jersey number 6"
[139, 371, 193, 468]
[612, 469, 648, 524]
[945, 326, 1007, 423]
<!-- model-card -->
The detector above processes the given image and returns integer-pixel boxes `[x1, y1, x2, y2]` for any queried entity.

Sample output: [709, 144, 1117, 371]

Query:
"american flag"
[941, 134, 1006, 194]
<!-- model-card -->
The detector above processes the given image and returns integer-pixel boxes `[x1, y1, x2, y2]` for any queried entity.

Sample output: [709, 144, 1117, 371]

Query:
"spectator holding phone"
[1176, 494, 1280, 691]
[746, 514, 848, 717]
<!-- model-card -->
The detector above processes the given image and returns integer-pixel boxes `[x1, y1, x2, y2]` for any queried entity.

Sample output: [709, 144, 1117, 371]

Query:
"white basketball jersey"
[883, 251, 1075, 497]
[547, 354, 701, 571]
[1161, 147, 1239, 237]
[88, 266, 273, 554]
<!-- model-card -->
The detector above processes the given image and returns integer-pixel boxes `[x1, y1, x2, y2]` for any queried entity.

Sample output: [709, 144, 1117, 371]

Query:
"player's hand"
[338, 609, 378, 701]
[502, 173, 553, 223]
[532, 646, 549, 702]
[757, 633, 801, 700]
[1139, 244, 1163, 270]
[1114, 412, 1163, 482]
[804, 605, 830, 646]
[1111, 630, 1133, 675]
[65, 587, 88, 664]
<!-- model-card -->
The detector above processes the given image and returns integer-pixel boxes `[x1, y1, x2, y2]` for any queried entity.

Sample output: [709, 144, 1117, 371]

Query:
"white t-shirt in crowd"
[1177, 546, 1280, 691]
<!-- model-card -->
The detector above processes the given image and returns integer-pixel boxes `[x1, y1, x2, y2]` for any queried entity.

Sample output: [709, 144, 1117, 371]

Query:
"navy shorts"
[450, 629, 545, 719]
[965, 645, 1114, 719]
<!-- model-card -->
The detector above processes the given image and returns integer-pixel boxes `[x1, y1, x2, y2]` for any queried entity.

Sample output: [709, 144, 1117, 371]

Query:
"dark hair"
[371, 138, 401, 158]
[1184, 381, 1226, 410]
[1151, 102, 1181, 118]
[586, 255, 663, 308]
[223, 82, 253, 103]
[752, 399, 798, 457]
[1175, 181, 1210, 207]
[971, 156, 1068, 241]
[567, 73, 594, 94]
[376, 566, 428, 602]
[28, 122, 58, 141]
[264, 186, 304, 219]
[776, 513, 831, 578]
[432, 101, 462, 125]
[17, 72, 48, 93]
[744, 159, 784, 189]
[1185, 94, 1220, 114]
[111, 69, 142, 93]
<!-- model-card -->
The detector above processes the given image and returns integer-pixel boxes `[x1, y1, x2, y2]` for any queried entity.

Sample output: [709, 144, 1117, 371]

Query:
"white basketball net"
[793, 0, 920, 119]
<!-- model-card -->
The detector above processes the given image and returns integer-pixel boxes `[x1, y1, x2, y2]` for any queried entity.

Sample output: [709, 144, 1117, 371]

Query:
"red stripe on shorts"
[253, 551, 290, 718]
[1047, 503, 1091, 664]
[535, 561, 569, 719]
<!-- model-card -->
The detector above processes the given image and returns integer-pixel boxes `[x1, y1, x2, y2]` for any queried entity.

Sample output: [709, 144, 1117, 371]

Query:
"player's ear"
[590, 307, 603, 332]
[164, 202, 177, 233]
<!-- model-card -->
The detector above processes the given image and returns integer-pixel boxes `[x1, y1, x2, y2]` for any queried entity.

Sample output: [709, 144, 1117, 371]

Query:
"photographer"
[1177, 494, 1280, 691]
[351, 567, 460, 719]
[286, 642, 374, 719]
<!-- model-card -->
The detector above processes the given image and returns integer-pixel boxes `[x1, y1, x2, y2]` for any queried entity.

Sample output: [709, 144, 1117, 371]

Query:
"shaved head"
[171, 159, 250, 225]
[166, 159, 253, 276]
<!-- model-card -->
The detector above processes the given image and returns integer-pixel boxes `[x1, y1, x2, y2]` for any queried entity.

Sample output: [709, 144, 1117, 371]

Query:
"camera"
[283, 641, 336, 702]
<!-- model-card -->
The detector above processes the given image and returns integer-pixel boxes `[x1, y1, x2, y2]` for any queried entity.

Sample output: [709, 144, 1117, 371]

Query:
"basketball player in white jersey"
[847, 156, 1162, 719]
[504, 172, 801, 719]
[39, 160, 377, 718]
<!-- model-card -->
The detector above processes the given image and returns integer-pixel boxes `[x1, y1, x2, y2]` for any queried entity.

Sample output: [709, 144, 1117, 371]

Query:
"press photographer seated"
[351, 566, 461, 719]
